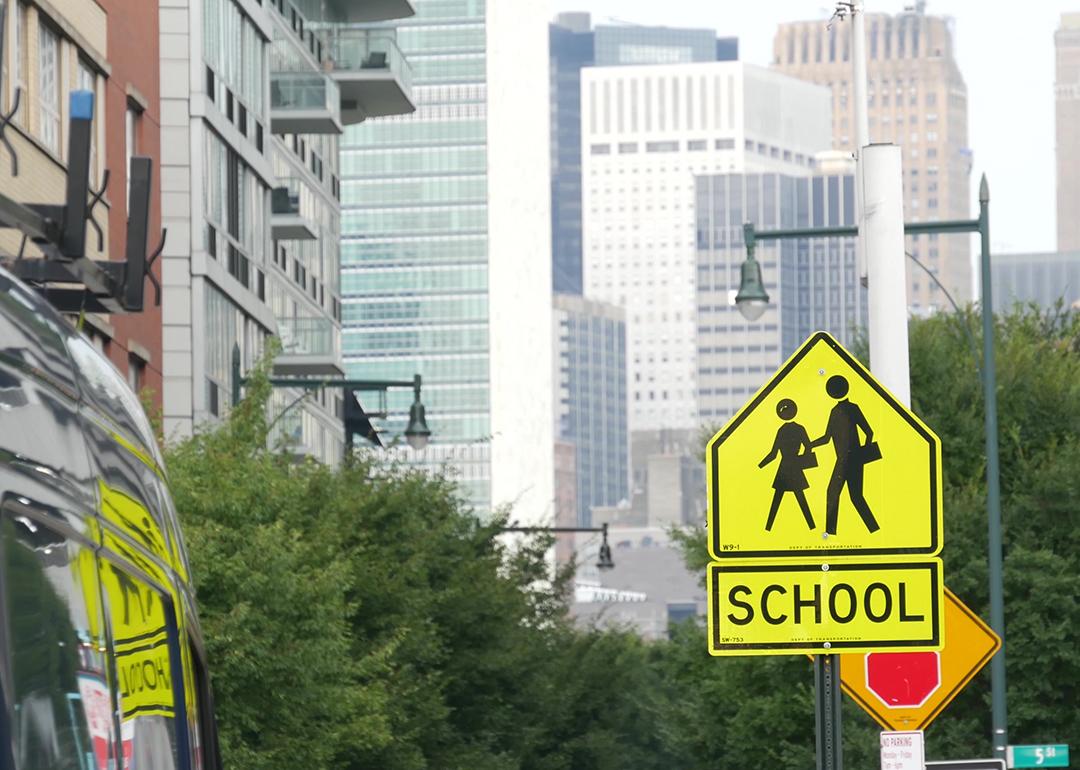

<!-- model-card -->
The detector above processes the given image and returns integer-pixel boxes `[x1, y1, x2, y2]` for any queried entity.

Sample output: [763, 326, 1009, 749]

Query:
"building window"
[12, 1, 26, 125]
[715, 138, 735, 150]
[590, 143, 610, 155]
[617, 142, 637, 154]
[127, 354, 146, 393]
[126, 103, 141, 205]
[645, 141, 678, 153]
[688, 139, 707, 151]
[77, 59, 97, 184]
[38, 23, 60, 154]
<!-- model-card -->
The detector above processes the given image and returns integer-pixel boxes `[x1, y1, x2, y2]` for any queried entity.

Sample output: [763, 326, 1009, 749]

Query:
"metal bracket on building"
[86, 169, 110, 252]
[0, 4, 20, 178]
[0, 90, 164, 314]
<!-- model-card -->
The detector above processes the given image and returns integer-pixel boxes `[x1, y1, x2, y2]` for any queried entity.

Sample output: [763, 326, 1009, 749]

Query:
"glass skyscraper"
[340, 0, 554, 518]
[594, 24, 735, 66]
[694, 168, 867, 424]
[553, 294, 628, 526]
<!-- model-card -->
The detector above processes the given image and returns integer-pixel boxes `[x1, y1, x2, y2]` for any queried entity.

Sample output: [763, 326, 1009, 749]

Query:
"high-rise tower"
[1056, 14, 1080, 251]
[339, 0, 553, 519]
[774, 7, 972, 311]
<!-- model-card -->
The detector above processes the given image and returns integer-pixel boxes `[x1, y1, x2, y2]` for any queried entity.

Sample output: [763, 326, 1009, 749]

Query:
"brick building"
[0, 0, 162, 406]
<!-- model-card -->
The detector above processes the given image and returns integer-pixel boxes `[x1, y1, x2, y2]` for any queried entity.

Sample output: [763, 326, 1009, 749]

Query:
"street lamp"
[737, 175, 1008, 760]
[231, 343, 431, 452]
[735, 222, 770, 321]
[500, 522, 616, 571]
[403, 374, 431, 450]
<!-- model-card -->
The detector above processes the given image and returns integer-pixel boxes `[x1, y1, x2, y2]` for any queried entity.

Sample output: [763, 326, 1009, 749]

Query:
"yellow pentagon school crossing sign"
[707, 332, 943, 561]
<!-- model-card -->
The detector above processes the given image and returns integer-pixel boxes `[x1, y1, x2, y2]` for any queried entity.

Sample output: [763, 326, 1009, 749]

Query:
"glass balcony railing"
[269, 71, 342, 128]
[321, 28, 413, 94]
[276, 316, 340, 360]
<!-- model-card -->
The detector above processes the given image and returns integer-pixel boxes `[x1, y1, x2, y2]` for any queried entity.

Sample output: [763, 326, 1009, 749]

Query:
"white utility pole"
[863, 144, 911, 406]
[849, 2, 911, 406]
[851, 1, 871, 289]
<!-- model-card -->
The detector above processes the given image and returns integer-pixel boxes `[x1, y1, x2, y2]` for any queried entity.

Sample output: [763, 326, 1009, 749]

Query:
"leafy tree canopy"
[167, 305, 1080, 769]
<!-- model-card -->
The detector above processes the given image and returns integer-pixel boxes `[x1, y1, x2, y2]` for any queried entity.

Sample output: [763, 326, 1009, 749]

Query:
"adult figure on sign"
[811, 374, 882, 537]
[758, 398, 817, 532]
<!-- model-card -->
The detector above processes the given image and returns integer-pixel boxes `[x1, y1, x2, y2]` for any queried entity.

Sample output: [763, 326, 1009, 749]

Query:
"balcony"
[270, 71, 343, 134]
[291, 0, 415, 24]
[322, 29, 414, 125]
[271, 183, 318, 241]
[274, 316, 344, 377]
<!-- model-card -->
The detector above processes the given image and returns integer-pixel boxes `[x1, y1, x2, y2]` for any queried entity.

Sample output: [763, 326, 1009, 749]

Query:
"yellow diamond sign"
[707, 332, 943, 561]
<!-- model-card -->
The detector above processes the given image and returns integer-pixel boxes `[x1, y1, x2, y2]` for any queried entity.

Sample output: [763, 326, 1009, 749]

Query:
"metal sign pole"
[815, 654, 843, 770]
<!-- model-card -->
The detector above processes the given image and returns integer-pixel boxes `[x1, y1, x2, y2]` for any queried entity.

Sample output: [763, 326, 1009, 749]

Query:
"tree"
[668, 306, 1080, 764]
[167, 352, 679, 769]
[166, 355, 392, 770]
[907, 306, 1080, 757]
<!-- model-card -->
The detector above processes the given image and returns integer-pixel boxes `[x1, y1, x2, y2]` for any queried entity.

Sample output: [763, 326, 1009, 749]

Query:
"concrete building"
[773, 6, 973, 311]
[553, 293, 628, 527]
[0, 0, 160, 396]
[773, 6, 976, 313]
[1057, 14, 1080, 252]
[991, 251, 1080, 312]
[158, 0, 415, 461]
[339, 0, 553, 520]
[550, 13, 737, 296]
[695, 164, 865, 423]
[626, 428, 705, 527]
[581, 61, 831, 433]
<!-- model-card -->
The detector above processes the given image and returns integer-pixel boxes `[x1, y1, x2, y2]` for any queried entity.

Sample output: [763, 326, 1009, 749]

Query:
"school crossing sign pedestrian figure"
[708, 332, 942, 561]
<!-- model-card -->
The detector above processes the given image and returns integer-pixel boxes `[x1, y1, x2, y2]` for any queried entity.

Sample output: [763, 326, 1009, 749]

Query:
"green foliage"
[908, 304, 1080, 757]
[167, 350, 673, 770]
[166, 304, 1080, 769]
[668, 305, 1080, 765]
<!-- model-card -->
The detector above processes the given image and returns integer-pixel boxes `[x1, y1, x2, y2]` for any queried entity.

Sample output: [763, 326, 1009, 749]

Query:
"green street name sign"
[1008, 745, 1069, 768]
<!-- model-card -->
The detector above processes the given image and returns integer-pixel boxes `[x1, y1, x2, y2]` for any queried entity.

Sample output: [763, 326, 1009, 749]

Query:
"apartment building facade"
[158, 0, 414, 461]
[773, 6, 972, 311]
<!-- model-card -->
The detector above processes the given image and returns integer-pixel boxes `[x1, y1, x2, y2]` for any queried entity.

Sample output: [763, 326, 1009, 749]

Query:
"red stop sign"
[866, 652, 941, 708]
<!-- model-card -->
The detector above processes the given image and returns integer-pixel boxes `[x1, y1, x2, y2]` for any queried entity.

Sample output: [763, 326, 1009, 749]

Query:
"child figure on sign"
[758, 398, 817, 532]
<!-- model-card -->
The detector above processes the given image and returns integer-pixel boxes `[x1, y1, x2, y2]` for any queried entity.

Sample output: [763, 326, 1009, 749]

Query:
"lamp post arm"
[266, 388, 318, 436]
[500, 526, 605, 534]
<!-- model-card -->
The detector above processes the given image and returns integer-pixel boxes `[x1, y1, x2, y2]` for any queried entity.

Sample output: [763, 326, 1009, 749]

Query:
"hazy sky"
[549, 0, 1069, 254]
